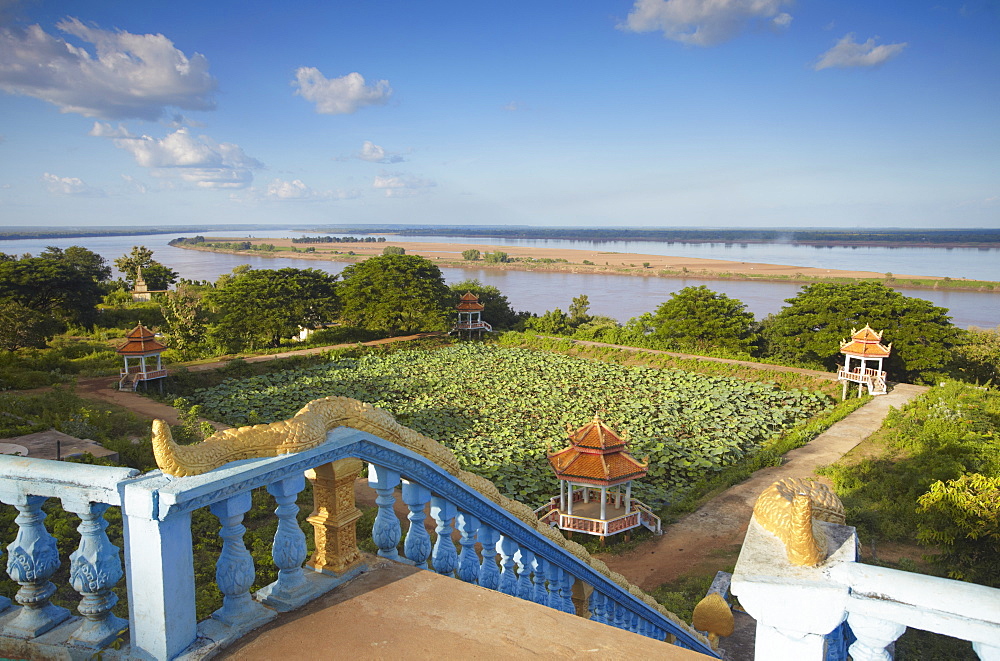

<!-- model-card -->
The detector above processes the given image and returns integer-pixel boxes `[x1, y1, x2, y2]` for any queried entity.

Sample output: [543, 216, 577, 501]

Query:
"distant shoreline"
[174, 238, 1000, 293]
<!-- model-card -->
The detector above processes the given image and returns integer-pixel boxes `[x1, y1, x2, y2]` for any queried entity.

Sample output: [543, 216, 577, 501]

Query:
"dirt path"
[600, 382, 929, 590]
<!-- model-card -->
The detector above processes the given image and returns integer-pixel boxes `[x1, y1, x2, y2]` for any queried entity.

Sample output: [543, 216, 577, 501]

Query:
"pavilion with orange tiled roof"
[837, 324, 891, 398]
[451, 292, 492, 338]
[116, 324, 168, 391]
[535, 415, 661, 541]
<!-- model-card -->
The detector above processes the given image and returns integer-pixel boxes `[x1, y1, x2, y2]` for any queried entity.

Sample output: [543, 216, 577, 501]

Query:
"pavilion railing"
[0, 426, 717, 660]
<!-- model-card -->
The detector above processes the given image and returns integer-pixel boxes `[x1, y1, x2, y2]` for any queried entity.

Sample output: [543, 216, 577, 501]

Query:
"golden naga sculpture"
[692, 592, 734, 648]
[752, 477, 845, 567]
[151, 396, 712, 648]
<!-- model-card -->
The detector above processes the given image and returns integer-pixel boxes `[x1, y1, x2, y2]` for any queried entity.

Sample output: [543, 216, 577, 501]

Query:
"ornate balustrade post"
[546, 563, 564, 610]
[515, 548, 535, 600]
[368, 464, 401, 561]
[590, 590, 609, 624]
[430, 496, 458, 577]
[845, 613, 906, 661]
[455, 511, 480, 583]
[61, 498, 127, 648]
[209, 492, 273, 628]
[560, 570, 576, 614]
[476, 524, 501, 590]
[401, 480, 432, 569]
[2, 494, 70, 638]
[305, 458, 363, 574]
[497, 535, 518, 595]
[257, 475, 310, 611]
[532, 555, 550, 605]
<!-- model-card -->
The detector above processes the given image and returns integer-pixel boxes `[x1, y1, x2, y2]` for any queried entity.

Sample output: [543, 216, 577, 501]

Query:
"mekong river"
[2, 231, 997, 329]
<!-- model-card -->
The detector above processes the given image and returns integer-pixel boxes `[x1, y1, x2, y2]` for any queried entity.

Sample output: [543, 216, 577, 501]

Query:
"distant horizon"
[1, 1, 997, 229]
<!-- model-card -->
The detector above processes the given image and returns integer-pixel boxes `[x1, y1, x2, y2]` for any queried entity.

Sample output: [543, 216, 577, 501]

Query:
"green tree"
[462, 249, 481, 261]
[159, 285, 209, 358]
[114, 245, 179, 290]
[760, 281, 960, 382]
[382, 246, 406, 256]
[40, 245, 112, 283]
[568, 294, 591, 325]
[0, 256, 103, 328]
[484, 251, 511, 264]
[949, 326, 1000, 385]
[651, 286, 755, 354]
[0, 299, 63, 350]
[449, 279, 525, 330]
[206, 268, 339, 351]
[917, 473, 1000, 586]
[338, 255, 451, 334]
[525, 308, 570, 335]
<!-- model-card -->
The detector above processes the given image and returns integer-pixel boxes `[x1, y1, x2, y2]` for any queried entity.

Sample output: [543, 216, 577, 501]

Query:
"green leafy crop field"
[187, 344, 833, 506]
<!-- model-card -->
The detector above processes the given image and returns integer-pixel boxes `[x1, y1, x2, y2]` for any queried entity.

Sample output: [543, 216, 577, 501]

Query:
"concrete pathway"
[602, 382, 929, 591]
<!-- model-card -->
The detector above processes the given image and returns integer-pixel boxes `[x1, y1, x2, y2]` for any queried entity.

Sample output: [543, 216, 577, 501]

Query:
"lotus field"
[186, 344, 833, 506]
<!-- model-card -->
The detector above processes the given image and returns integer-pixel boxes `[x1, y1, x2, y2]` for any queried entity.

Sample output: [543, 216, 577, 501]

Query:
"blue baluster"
[430, 496, 458, 577]
[531, 555, 549, 605]
[368, 464, 401, 561]
[401, 481, 431, 569]
[209, 492, 270, 627]
[4, 494, 69, 638]
[589, 590, 608, 624]
[476, 524, 500, 590]
[614, 603, 627, 629]
[560, 570, 575, 614]
[62, 499, 127, 648]
[546, 563, 563, 610]
[628, 611, 641, 634]
[496, 536, 518, 595]
[258, 475, 308, 610]
[514, 548, 535, 600]
[455, 511, 480, 583]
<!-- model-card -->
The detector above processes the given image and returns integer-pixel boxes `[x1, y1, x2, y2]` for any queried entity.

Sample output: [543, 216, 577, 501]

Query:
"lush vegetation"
[820, 382, 1000, 587]
[338, 254, 452, 334]
[182, 344, 832, 507]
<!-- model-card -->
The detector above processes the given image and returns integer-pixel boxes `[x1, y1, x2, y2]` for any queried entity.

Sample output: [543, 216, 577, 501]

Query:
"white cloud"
[91, 123, 262, 189]
[42, 172, 104, 196]
[357, 140, 404, 163]
[620, 0, 793, 46]
[814, 34, 907, 70]
[267, 178, 313, 199]
[0, 18, 216, 120]
[121, 174, 147, 194]
[236, 179, 360, 202]
[293, 67, 392, 115]
[372, 172, 435, 198]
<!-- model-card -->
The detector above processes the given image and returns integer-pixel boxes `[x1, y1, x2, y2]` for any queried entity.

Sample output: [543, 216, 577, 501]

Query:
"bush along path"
[600, 382, 929, 591]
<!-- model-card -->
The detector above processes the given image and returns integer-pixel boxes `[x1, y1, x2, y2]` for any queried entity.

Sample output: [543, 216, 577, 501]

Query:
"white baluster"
[846, 613, 906, 661]
[401, 481, 431, 569]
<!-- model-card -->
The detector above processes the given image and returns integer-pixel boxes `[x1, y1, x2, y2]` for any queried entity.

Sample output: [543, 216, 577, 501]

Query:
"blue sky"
[1, 0, 997, 229]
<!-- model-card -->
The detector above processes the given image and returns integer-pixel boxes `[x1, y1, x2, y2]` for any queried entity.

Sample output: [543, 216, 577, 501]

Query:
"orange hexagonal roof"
[116, 324, 167, 356]
[840, 324, 891, 358]
[546, 415, 648, 487]
[456, 292, 485, 312]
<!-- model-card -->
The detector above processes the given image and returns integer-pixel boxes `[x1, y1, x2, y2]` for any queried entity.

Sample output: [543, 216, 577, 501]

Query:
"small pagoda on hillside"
[451, 292, 492, 338]
[116, 324, 168, 392]
[837, 324, 891, 398]
[535, 415, 661, 542]
[130, 266, 168, 302]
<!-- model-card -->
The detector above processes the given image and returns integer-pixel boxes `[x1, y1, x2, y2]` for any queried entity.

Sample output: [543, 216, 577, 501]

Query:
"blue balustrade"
[401, 480, 432, 569]
[0, 425, 721, 660]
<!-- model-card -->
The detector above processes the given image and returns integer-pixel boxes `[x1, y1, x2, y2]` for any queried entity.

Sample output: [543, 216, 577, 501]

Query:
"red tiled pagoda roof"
[840, 324, 891, 358]
[456, 292, 485, 312]
[116, 324, 167, 355]
[546, 415, 648, 487]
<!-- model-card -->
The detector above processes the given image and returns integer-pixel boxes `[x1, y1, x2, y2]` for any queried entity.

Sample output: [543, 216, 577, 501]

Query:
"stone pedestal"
[305, 459, 363, 575]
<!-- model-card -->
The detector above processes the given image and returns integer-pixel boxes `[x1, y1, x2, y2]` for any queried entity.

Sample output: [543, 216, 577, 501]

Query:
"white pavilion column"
[599, 487, 607, 520]
[567, 484, 574, 516]
[583, 487, 589, 503]
[625, 482, 632, 514]
[559, 480, 565, 511]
